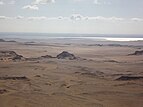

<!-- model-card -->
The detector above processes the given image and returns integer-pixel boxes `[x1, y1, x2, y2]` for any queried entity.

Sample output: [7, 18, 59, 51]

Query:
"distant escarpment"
[56, 51, 77, 60]
[129, 50, 143, 55]
[0, 51, 24, 61]
[0, 39, 16, 42]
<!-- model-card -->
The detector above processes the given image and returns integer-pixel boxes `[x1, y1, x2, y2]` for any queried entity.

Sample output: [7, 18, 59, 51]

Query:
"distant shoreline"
[0, 32, 143, 42]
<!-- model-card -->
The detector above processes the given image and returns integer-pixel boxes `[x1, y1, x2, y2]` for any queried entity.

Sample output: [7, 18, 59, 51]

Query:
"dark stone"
[116, 76, 143, 81]
[0, 51, 24, 61]
[41, 55, 54, 58]
[0, 89, 8, 94]
[56, 51, 76, 60]
[0, 76, 29, 80]
[81, 72, 97, 77]
[129, 50, 143, 55]
[35, 75, 41, 77]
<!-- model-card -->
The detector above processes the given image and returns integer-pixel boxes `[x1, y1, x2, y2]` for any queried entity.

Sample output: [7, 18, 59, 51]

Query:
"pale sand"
[0, 40, 143, 107]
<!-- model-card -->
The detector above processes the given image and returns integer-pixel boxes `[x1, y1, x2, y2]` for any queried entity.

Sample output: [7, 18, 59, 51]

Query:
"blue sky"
[0, 0, 143, 34]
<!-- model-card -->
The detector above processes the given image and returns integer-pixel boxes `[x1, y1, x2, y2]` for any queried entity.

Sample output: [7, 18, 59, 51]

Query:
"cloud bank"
[33, 0, 55, 4]
[22, 5, 39, 10]
[0, 14, 142, 22]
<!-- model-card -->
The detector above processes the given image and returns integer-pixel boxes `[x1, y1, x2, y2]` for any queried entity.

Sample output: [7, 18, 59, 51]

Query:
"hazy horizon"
[1, 32, 143, 42]
[1, 32, 143, 35]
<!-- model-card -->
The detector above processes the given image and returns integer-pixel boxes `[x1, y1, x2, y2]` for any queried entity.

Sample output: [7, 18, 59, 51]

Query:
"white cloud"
[22, 0, 55, 10]
[49, 16, 69, 20]
[93, 0, 111, 5]
[70, 14, 90, 21]
[28, 16, 47, 20]
[1, 14, 142, 23]
[70, 14, 84, 21]
[25, 15, 125, 22]
[94, 0, 101, 5]
[73, 0, 84, 2]
[27, 16, 69, 21]
[0, 16, 7, 19]
[58, 16, 63, 20]
[87, 16, 124, 21]
[22, 5, 39, 10]
[0, 0, 16, 5]
[34, 0, 55, 5]
[108, 17, 124, 21]
[16, 16, 24, 19]
[0, 1, 4, 5]
[69, 14, 124, 21]
[131, 18, 143, 22]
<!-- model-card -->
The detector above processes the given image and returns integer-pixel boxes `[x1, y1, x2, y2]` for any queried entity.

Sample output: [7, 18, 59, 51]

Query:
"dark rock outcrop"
[0, 51, 24, 61]
[0, 39, 5, 42]
[41, 55, 54, 58]
[0, 89, 8, 94]
[0, 39, 16, 42]
[26, 55, 54, 61]
[116, 76, 143, 81]
[0, 76, 29, 80]
[129, 50, 143, 55]
[56, 51, 77, 60]
[26, 51, 77, 61]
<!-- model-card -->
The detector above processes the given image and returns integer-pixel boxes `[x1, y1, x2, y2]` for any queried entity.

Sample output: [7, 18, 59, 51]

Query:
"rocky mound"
[56, 51, 77, 60]
[0, 51, 24, 61]
[129, 50, 143, 55]
[116, 76, 143, 81]
[0, 39, 5, 42]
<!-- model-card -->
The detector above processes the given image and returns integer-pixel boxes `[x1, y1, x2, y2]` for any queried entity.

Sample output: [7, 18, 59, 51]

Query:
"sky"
[0, 0, 143, 34]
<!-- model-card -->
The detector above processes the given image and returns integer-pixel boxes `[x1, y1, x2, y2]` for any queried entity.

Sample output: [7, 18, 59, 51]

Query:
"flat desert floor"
[0, 40, 143, 107]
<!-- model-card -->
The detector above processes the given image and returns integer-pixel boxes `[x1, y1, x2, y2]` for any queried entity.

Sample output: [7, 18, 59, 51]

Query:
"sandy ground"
[0, 40, 143, 107]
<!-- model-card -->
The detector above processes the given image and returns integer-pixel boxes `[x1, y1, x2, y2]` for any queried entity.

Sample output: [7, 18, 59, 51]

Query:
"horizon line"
[0, 32, 143, 35]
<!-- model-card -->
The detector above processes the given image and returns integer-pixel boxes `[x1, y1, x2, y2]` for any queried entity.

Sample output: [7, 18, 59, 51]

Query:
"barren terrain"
[0, 40, 143, 107]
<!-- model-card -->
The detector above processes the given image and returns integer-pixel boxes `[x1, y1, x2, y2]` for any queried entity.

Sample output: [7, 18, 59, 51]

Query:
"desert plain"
[0, 39, 143, 107]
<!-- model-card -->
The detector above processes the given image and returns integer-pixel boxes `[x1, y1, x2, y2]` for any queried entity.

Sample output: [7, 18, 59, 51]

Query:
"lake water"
[0, 32, 143, 42]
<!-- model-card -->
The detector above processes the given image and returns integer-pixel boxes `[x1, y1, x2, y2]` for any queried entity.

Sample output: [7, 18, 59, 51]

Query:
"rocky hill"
[0, 51, 24, 61]
[129, 50, 143, 55]
[56, 51, 77, 60]
[0, 39, 5, 42]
